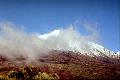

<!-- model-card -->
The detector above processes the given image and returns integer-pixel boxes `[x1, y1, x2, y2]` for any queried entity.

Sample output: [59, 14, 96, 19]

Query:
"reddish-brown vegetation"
[0, 50, 120, 79]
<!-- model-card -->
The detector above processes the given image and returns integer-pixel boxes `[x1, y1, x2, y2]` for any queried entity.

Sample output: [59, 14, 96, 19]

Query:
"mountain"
[87, 42, 120, 58]
[0, 27, 120, 79]
[38, 29, 120, 59]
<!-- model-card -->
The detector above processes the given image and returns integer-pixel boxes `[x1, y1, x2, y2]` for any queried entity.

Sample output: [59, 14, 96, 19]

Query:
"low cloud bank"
[0, 22, 100, 61]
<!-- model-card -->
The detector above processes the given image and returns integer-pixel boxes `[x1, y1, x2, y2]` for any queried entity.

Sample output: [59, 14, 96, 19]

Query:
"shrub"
[0, 75, 8, 80]
[34, 72, 60, 80]
[5, 66, 60, 80]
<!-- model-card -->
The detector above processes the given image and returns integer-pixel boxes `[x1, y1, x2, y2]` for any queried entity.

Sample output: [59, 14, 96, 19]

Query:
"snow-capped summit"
[38, 30, 60, 39]
[38, 28, 120, 59]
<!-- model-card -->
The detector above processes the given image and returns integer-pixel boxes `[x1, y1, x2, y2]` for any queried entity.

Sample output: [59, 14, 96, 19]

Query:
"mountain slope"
[0, 50, 120, 79]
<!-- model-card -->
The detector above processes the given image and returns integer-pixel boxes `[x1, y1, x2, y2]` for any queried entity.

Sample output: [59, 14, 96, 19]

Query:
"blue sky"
[0, 0, 119, 51]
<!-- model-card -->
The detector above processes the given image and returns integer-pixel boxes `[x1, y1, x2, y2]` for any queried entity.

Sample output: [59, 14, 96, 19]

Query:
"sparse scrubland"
[0, 50, 120, 80]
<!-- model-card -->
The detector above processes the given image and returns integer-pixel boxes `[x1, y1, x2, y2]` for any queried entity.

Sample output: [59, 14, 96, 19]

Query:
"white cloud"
[0, 22, 101, 62]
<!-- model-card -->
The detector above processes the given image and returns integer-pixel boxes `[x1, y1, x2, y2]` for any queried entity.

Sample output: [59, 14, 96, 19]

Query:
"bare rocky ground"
[0, 50, 120, 79]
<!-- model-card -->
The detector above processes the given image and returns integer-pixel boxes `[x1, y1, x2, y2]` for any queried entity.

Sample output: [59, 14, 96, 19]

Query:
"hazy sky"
[0, 0, 119, 51]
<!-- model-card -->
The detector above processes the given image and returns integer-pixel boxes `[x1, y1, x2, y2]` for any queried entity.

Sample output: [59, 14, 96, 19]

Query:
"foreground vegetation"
[0, 51, 120, 79]
[0, 66, 59, 80]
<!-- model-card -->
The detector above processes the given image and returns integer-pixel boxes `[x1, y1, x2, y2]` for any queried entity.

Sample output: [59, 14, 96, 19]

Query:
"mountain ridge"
[38, 29, 120, 59]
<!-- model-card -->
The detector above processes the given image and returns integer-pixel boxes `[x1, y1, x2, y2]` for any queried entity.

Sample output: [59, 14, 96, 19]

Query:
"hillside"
[0, 50, 120, 79]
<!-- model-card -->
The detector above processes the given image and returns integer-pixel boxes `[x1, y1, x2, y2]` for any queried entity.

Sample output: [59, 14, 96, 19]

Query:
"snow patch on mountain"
[38, 28, 120, 59]
[39, 30, 60, 40]
[0, 22, 119, 60]
[88, 42, 120, 58]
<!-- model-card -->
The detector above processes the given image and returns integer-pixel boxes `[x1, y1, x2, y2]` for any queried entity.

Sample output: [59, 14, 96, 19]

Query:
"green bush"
[0, 75, 7, 80]
[0, 66, 60, 80]
[34, 72, 60, 80]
